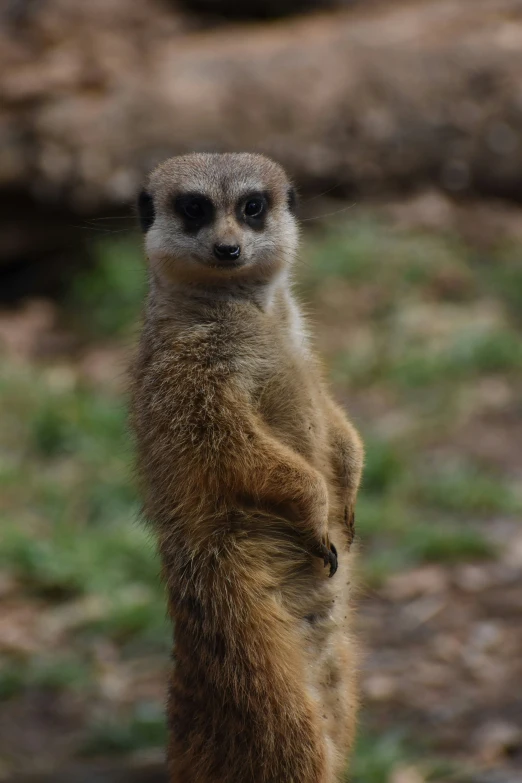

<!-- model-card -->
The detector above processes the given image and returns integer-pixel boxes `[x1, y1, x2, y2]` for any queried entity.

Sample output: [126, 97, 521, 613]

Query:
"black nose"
[213, 243, 241, 262]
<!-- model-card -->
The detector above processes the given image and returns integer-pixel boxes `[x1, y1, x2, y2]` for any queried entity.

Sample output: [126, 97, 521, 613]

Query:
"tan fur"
[130, 153, 364, 783]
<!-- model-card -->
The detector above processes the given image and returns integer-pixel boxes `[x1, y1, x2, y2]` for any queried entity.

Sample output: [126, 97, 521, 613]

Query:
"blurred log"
[1, 0, 522, 292]
[2, 0, 522, 209]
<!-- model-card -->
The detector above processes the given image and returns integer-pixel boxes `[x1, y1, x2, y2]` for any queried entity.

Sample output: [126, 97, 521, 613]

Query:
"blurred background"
[1, 0, 522, 781]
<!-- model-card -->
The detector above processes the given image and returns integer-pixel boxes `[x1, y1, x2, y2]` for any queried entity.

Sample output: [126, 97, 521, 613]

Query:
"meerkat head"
[137, 153, 298, 287]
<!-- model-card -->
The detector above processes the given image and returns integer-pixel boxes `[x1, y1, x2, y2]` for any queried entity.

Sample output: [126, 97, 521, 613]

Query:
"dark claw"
[327, 542, 338, 578]
[318, 541, 338, 578]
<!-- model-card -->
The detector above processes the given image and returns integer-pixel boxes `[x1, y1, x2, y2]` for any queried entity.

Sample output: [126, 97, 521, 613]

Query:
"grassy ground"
[0, 205, 521, 780]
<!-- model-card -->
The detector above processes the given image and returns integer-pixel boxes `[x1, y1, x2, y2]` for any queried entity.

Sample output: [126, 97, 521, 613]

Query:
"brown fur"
[130, 153, 364, 783]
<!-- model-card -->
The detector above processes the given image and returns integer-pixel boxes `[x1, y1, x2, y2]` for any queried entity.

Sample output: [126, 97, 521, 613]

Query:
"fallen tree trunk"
[2, 0, 522, 207]
[1, 0, 522, 285]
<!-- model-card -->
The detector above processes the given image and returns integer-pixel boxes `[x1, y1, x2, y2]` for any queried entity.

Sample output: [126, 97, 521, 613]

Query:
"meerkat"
[130, 152, 364, 783]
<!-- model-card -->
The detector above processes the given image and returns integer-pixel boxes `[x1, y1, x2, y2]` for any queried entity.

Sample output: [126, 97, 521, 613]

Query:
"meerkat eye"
[183, 197, 206, 220]
[244, 197, 265, 218]
[174, 193, 214, 229]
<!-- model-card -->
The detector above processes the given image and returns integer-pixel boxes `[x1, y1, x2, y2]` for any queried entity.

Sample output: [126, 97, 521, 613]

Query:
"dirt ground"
[359, 539, 522, 775]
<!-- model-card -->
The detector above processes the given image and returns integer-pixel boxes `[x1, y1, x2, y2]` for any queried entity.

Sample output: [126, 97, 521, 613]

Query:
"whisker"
[299, 203, 357, 223]
[83, 215, 137, 221]
[72, 225, 134, 235]
[300, 203, 357, 223]
[299, 182, 346, 204]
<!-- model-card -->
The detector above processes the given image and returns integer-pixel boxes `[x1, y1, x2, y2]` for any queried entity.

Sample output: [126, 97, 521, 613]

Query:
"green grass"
[303, 218, 522, 398]
[414, 465, 521, 515]
[0, 656, 92, 700]
[352, 730, 415, 783]
[354, 435, 511, 583]
[356, 496, 496, 587]
[1, 522, 161, 603]
[361, 437, 406, 495]
[331, 314, 521, 393]
[301, 218, 472, 295]
[351, 727, 466, 783]
[81, 702, 167, 756]
[0, 359, 168, 660]
[68, 236, 146, 337]
[477, 243, 522, 322]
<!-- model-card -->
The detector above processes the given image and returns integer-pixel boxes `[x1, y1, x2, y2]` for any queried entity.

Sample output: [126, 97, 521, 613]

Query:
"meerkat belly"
[255, 366, 329, 467]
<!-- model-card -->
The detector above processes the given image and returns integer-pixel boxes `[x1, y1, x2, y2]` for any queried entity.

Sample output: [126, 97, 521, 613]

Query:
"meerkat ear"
[287, 186, 297, 214]
[137, 189, 155, 233]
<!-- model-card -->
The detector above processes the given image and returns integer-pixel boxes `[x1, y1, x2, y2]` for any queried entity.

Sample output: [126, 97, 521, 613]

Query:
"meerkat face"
[137, 153, 298, 286]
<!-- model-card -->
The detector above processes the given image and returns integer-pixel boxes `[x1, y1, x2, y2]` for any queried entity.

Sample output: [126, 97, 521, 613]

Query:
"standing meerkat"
[130, 152, 364, 783]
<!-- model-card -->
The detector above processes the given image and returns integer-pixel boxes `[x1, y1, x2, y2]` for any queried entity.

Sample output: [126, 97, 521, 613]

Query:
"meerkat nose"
[213, 243, 241, 262]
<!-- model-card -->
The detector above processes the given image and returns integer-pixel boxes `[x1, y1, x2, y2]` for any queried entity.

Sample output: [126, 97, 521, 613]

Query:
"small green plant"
[0, 657, 92, 700]
[82, 703, 167, 756]
[414, 466, 521, 516]
[351, 729, 414, 783]
[362, 437, 405, 496]
[68, 237, 146, 337]
[406, 524, 495, 563]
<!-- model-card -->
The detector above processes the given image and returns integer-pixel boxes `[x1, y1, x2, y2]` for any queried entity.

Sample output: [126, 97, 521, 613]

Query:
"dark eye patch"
[238, 190, 270, 230]
[174, 192, 214, 232]
[137, 189, 155, 233]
